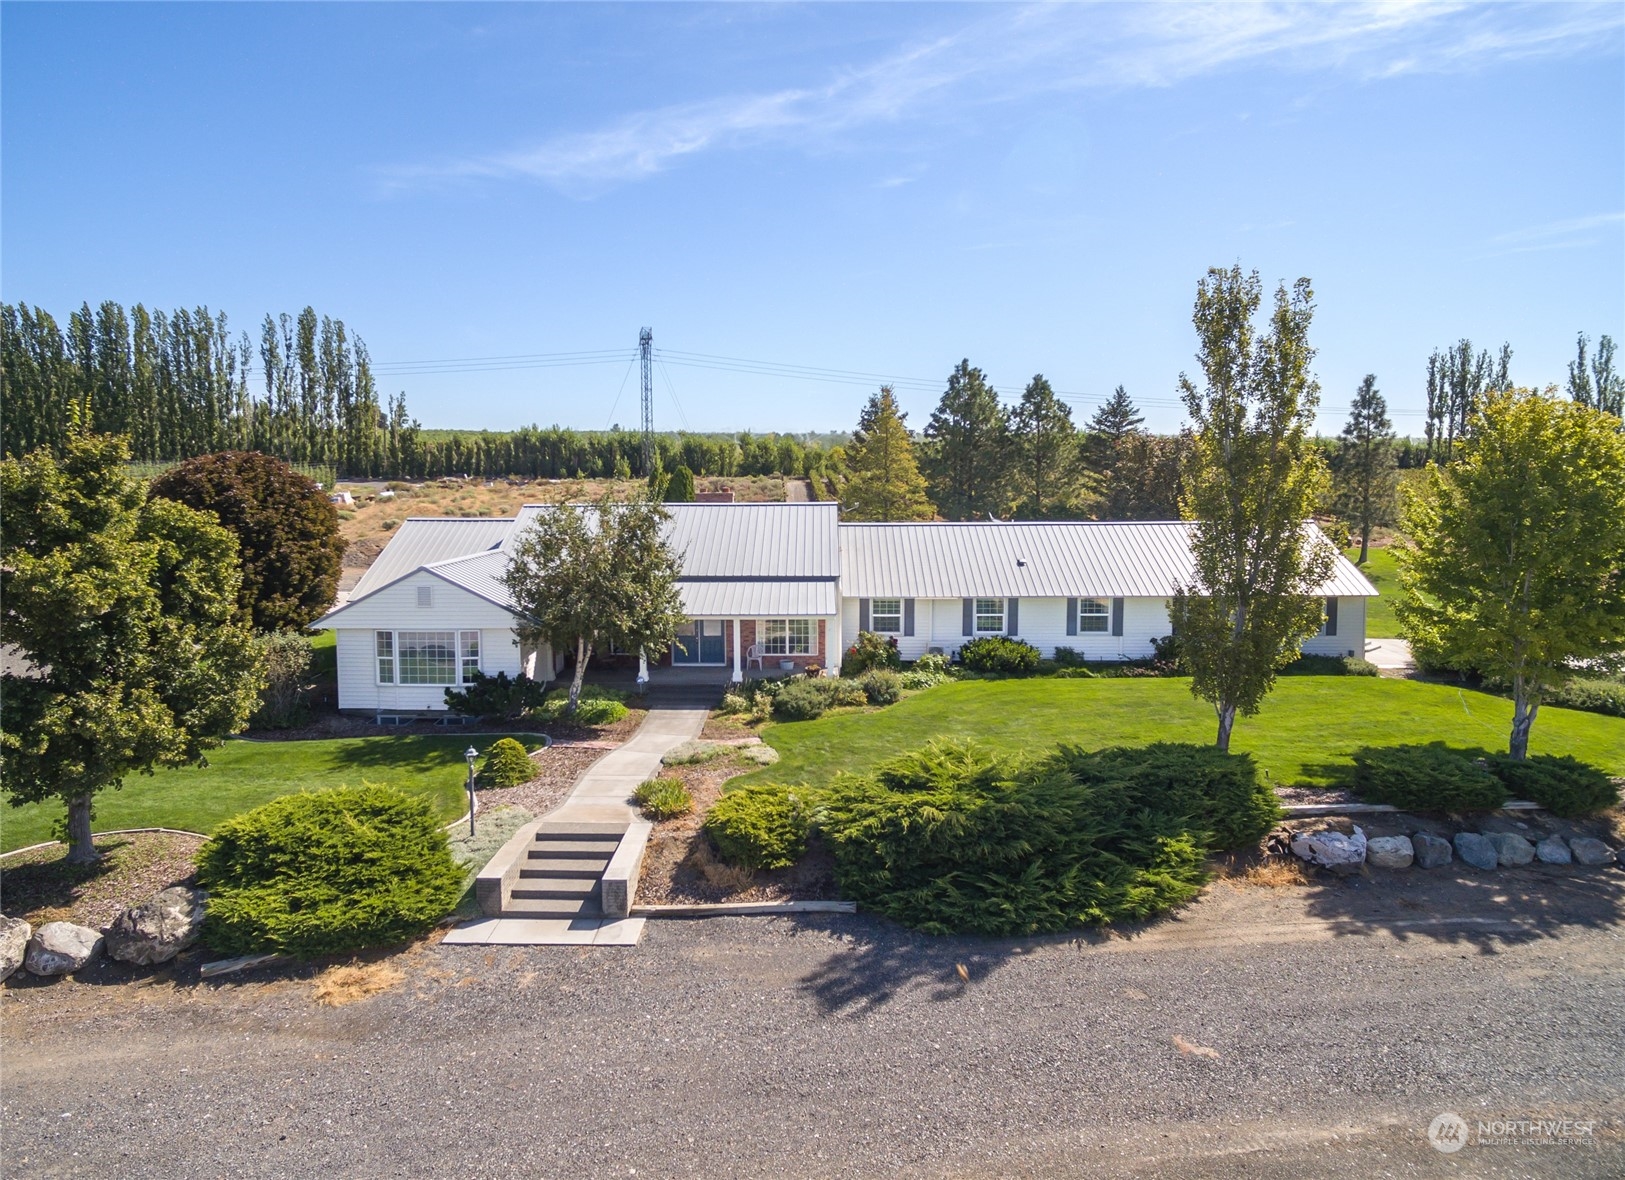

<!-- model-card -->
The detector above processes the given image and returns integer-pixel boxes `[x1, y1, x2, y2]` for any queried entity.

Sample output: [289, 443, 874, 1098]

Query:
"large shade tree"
[149, 450, 345, 631]
[1170, 266, 1333, 752]
[1, 433, 264, 861]
[503, 494, 687, 712]
[841, 386, 935, 521]
[1397, 389, 1625, 759]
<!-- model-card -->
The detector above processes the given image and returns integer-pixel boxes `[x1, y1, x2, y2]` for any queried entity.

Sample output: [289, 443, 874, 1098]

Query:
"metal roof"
[678, 579, 838, 618]
[425, 549, 516, 610]
[836, 521, 1377, 599]
[350, 517, 513, 598]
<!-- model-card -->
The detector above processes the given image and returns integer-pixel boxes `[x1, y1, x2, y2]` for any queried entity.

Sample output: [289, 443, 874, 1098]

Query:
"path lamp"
[464, 746, 479, 837]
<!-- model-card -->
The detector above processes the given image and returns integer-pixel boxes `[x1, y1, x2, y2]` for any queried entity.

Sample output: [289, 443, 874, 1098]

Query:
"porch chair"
[745, 644, 764, 671]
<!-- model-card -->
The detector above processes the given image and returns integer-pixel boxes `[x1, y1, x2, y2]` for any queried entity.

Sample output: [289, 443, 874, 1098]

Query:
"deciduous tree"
[1, 433, 264, 862]
[1333, 375, 1398, 564]
[841, 387, 935, 521]
[504, 494, 687, 712]
[149, 450, 345, 631]
[1397, 389, 1625, 759]
[1169, 266, 1334, 752]
[1568, 332, 1624, 417]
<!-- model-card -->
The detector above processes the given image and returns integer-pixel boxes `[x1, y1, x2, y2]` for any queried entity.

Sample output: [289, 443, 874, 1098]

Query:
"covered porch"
[634, 612, 840, 686]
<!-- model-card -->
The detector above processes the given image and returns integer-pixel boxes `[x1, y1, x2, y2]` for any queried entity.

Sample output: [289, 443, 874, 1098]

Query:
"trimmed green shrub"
[661, 740, 729, 766]
[900, 667, 951, 690]
[819, 740, 1218, 937]
[704, 784, 812, 869]
[1545, 678, 1625, 719]
[773, 680, 829, 721]
[858, 670, 903, 706]
[1351, 744, 1507, 811]
[841, 630, 902, 675]
[1282, 654, 1380, 677]
[959, 636, 1041, 673]
[534, 685, 630, 726]
[1486, 755, 1620, 817]
[196, 786, 464, 957]
[444, 670, 549, 720]
[912, 652, 952, 675]
[480, 738, 535, 787]
[1052, 646, 1086, 668]
[826, 677, 868, 708]
[718, 691, 751, 715]
[635, 778, 694, 820]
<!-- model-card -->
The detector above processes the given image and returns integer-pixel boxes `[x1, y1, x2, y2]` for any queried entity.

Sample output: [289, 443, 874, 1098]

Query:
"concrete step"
[512, 879, 600, 900]
[535, 822, 629, 837]
[530, 838, 620, 859]
[521, 857, 612, 877]
[502, 896, 602, 919]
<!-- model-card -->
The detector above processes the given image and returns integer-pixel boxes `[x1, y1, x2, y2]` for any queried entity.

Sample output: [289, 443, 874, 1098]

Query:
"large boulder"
[1412, 832, 1453, 870]
[1568, 837, 1617, 867]
[0, 916, 31, 982]
[1534, 836, 1572, 865]
[104, 886, 208, 966]
[1488, 832, 1536, 867]
[1453, 832, 1499, 871]
[24, 922, 103, 976]
[1291, 825, 1367, 873]
[1366, 835, 1414, 870]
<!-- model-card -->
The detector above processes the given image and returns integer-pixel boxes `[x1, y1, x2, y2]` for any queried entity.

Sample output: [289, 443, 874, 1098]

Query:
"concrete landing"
[443, 916, 646, 946]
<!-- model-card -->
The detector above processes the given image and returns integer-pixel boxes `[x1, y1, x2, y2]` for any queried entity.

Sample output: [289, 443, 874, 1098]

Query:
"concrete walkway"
[1365, 637, 1416, 675]
[443, 702, 709, 949]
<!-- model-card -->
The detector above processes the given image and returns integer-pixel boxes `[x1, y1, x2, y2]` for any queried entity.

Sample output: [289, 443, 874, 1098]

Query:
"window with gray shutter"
[1111, 598, 1124, 637]
[962, 598, 974, 636]
[1006, 598, 1019, 635]
[1065, 598, 1078, 636]
[858, 598, 871, 633]
[903, 599, 915, 637]
[1324, 597, 1338, 636]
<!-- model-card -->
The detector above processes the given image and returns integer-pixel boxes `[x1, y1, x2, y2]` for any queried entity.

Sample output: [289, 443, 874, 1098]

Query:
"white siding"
[1302, 596, 1367, 658]
[842, 595, 1175, 661]
[323, 569, 523, 712]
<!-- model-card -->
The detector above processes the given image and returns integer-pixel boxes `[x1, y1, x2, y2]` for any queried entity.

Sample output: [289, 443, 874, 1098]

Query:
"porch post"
[731, 618, 743, 683]
[823, 612, 840, 677]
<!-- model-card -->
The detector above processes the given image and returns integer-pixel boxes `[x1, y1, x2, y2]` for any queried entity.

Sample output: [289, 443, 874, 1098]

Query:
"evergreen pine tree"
[1010, 374, 1087, 518]
[1333, 374, 1398, 564]
[841, 387, 934, 521]
[922, 360, 1011, 520]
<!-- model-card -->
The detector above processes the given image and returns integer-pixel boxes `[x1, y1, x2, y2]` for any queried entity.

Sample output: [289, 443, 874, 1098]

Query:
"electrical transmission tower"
[638, 327, 654, 476]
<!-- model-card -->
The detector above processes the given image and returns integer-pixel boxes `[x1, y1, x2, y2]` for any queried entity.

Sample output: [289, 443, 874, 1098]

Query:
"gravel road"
[4, 866, 1623, 1178]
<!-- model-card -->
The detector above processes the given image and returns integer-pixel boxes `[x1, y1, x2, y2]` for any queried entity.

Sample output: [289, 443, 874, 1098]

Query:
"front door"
[672, 620, 727, 665]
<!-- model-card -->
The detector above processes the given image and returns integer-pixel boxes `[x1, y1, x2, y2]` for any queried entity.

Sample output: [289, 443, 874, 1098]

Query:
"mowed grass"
[0, 734, 540, 852]
[1345, 545, 1402, 638]
[736, 678, 1625, 790]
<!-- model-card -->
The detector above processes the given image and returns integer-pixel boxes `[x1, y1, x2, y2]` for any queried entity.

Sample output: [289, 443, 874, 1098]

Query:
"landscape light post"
[464, 747, 478, 837]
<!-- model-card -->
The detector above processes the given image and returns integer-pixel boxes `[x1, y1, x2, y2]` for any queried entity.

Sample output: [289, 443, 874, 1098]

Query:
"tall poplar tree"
[923, 359, 1011, 520]
[1333, 374, 1398, 564]
[1010, 374, 1087, 518]
[842, 386, 935, 521]
[1170, 266, 1334, 752]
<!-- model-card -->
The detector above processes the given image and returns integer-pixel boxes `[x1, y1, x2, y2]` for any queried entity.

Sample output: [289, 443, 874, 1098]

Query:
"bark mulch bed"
[0, 832, 204, 930]
[1272, 785, 1360, 807]
[475, 743, 605, 816]
[636, 754, 837, 905]
[698, 714, 761, 742]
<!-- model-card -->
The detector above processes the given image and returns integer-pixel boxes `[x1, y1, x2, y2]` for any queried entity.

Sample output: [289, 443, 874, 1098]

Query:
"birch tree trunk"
[1509, 675, 1538, 760]
[567, 635, 589, 713]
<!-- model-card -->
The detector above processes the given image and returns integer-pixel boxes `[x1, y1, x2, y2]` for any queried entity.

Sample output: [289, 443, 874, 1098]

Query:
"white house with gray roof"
[314, 502, 1375, 714]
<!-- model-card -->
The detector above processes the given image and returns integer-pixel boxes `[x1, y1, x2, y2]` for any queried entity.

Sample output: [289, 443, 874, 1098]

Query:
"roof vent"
[417, 585, 433, 608]
[1016, 559, 1027, 567]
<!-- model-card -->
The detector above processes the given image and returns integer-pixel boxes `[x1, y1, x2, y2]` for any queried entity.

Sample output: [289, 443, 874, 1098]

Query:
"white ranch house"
[314, 502, 1376, 714]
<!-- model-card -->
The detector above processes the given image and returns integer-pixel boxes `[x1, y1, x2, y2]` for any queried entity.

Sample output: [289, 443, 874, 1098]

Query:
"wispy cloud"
[1491, 211, 1625, 245]
[384, 2, 1623, 194]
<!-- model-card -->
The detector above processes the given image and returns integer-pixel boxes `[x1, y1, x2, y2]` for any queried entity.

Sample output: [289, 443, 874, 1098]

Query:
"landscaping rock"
[1488, 832, 1536, 867]
[24, 922, 103, 976]
[0, 916, 31, 982]
[1366, 835, 1414, 869]
[1453, 832, 1499, 871]
[1290, 825, 1366, 873]
[104, 886, 207, 966]
[1412, 832, 1453, 870]
[1568, 837, 1617, 867]
[1534, 836, 1572, 865]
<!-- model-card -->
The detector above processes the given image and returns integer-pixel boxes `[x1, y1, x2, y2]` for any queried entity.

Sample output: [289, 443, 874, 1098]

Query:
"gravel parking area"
[3, 868, 1622, 1178]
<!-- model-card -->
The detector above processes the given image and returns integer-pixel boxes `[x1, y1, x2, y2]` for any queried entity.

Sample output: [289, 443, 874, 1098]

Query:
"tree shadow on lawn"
[1297, 862, 1624, 953]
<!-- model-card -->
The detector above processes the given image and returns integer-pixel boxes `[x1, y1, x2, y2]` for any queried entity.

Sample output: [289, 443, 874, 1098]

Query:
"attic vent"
[417, 585, 433, 608]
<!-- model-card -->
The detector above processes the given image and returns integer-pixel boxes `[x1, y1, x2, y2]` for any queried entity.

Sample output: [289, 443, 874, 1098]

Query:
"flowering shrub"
[841, 630, 901, 675]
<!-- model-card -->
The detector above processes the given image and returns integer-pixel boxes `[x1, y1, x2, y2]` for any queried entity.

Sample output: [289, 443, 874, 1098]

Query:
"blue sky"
[4, 2, 1622, 436]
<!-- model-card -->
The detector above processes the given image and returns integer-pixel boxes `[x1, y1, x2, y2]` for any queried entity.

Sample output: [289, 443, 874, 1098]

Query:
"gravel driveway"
[4, 867, 1622, 1178]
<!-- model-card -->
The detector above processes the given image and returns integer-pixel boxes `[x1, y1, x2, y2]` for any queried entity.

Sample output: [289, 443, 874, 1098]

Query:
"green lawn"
[736, 677, 1625, 790]
[1, 734, 540, 852]
[1345, 545, 1401, 638]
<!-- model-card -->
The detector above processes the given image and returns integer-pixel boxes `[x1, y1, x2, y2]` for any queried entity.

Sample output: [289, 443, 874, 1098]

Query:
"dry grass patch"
[313, 962, 406, 1007]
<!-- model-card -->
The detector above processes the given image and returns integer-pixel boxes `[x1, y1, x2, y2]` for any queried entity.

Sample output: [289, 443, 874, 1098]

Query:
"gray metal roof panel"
[350, 517, 514, 598]
[837, 521, 1376, 599]
[678, 579, 838, 617]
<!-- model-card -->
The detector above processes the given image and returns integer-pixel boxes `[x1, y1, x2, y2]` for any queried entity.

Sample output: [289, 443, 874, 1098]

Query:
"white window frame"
[974, 598, 1005, 635]
[375, 629, 482, 685]
[1078, 598, 1110, 634]
[870, 598, 902, 634]
[761, 618, 814, 656]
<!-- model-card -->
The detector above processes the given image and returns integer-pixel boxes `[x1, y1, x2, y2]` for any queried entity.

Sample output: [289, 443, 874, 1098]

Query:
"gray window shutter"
[1111, 598, 1124, 637]
[859, 598, 871, 633]
[1325, 597, 1338, 636]
[903, 599, 915, 637]
[1065, 598, 1078, 636]
[1007, 598, 1019, 636]
[962, 598, 974, 636]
